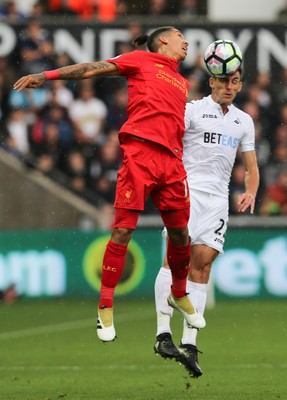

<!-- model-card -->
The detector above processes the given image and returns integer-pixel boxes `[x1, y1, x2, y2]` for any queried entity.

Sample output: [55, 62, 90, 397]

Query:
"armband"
[43, 70, 60, 80]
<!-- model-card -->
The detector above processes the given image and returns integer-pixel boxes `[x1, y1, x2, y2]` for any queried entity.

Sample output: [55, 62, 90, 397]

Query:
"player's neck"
[220, 104, 229, 115]
[157, 48, 180, 62]
[211, 93, 229, 115]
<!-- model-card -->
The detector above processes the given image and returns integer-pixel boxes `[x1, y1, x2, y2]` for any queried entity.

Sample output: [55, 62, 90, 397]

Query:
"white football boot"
[167, 293, 206, 329]
[97, 307, 116, 342]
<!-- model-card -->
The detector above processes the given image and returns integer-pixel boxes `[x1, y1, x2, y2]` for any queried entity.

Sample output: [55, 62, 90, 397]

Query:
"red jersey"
[106, 50, 189, 159]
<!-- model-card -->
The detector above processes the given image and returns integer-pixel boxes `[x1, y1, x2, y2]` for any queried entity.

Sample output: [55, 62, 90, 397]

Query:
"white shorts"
[188, 189, 228, 254]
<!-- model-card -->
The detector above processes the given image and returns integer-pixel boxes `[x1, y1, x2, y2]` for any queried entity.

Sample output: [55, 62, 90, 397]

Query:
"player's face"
[210, 71, 242, 106]
[165, 29, 189, 61]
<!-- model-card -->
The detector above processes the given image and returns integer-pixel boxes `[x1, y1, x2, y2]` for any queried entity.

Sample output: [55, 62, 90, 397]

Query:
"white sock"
[181, 280, 207, 346]
[154, 267, 174, 336]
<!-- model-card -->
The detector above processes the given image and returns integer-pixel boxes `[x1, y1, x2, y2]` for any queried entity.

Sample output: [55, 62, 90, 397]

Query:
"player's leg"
[154, 243, 215, 364]
[97, 139, 146, 342]
[177, 244, 218, 377]
[165, 224, 207, 330]
[182, 244, 218, 343]
[154, 251, 180, 359]
[153, 167, 206, 330]
[161, 211, 206, 330]
[177, 190, 227, 376]
[97, 208, 139, 342]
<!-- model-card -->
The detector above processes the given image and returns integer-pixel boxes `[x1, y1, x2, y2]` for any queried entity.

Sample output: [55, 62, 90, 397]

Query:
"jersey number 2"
[214, 219, 226, 236]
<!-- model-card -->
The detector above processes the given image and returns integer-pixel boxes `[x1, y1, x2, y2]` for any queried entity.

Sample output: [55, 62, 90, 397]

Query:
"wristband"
[43, 69, 60, 80]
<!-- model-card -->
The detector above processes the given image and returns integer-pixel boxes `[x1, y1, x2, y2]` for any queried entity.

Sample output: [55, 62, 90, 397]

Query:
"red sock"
[167, 238, 190, 298]
[99, 239, 127, 308]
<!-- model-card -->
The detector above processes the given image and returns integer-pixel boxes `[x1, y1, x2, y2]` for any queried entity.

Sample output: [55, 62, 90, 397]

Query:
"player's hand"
[237, 192, 255, 214]
[13, 73, 47, 92]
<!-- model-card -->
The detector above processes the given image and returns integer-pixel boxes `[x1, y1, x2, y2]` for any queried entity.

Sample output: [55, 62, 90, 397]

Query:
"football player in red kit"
[14, 26, 206, 342]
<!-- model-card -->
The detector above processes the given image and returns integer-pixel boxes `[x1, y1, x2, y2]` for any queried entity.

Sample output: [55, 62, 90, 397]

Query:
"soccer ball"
[204, 39, 243, 77]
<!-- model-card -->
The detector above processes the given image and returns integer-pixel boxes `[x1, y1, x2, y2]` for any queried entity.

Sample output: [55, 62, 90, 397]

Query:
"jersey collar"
[155, 52, 180, 71]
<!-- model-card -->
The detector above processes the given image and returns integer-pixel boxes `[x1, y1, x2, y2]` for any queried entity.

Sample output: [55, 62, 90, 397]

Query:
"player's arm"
[237, 150, 260, 214]
[13, 61, 120, 92]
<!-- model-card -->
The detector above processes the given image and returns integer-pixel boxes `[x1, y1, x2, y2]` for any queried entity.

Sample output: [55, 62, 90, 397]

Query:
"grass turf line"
[0, 298, 286, 400]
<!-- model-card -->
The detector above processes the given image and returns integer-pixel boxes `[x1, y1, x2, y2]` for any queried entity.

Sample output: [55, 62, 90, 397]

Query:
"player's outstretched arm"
[237, 150, 259, 214]
[13, 61, 120, 92]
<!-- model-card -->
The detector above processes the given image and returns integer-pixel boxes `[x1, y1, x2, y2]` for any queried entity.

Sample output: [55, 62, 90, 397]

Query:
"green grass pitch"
[0, 298, 286, 400]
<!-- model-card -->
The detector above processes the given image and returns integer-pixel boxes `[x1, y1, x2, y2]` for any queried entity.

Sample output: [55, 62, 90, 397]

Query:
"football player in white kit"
[154, 66, 260, 377]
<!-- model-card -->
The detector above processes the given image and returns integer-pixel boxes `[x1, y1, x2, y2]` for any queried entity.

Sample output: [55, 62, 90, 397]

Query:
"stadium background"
[0, 0, 287, 301]
[0, 2, 287, 400]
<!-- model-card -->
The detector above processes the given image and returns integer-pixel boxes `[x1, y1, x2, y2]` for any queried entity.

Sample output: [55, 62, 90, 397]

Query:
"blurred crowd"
[0, 3, 286, 221]
[0, 0, 205, 21]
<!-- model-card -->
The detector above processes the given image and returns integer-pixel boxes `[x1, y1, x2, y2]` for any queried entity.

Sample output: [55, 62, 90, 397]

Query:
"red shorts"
[114, 137, 190, 212]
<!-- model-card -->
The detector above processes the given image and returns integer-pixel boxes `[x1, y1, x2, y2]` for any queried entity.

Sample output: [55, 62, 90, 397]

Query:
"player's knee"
[111, 227, 133, 245]
[189, 263, 212, 283]
[167, 226, 189, 246]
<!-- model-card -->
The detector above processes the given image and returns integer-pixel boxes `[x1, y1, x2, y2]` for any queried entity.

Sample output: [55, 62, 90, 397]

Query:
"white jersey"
[183, 95, 255, 198]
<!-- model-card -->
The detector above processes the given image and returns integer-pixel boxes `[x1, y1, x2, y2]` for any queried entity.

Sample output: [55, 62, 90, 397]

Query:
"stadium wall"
[0, 227, 286, 300]
[0, 149, 103, 229]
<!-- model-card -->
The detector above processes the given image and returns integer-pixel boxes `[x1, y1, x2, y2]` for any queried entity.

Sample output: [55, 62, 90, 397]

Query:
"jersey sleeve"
[106, 51, 141, 75]
[240, 113, 256, 152]
[184, 101, 196, 131]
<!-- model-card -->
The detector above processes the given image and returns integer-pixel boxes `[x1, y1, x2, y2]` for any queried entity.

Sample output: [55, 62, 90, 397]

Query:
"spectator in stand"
[253, 72, 275, 109]
[263, 143, 287, 187]
[8, 84, 50, 121]
[18, 18, 53, 75]
[242, 78, 276, 135]
[69, 81, 108, 149]
[64, 148, 93, 200]
[278, 102, 287, 127]
[1, 134, 24, 160]
[45, 0, 79, 16]
[54, 52, 76, 92]
[186, 72, 203, 101]
[55, 52, 73, 70]
[0, 0, 26, 20]
[64, 148, 111, 207]
[254, 123, 270, 164]
[106, 88, 128, 131]
[254, 122, 271, 187]
[45, 0, 117, 20]
[144, 0, 176, 15]
[274, 67, 287, 104]
[93, 173, 117, 204]
[88, 129, 122, 203]
[229, 161, 248, 215]
[5, 108, 31, 157]
[274, 124, 287, 147]
[31, 103, 75, 169]
[127, 21, 143, 41]
[34, 152, 57, 177]
[36, 122, 61, 165]
[259, 168, 287, 215]
[0, 57, 18, 120]
[178, 0, 199, 19]
[93, 0, 117, 22]
[184, 53, 210, 101]
[30, 1, 45, 18]
[116, 41, 134, 56]
[49, 80, 74, 109]
[241, 100, 271, 143]
[65, 148, 87, 179]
